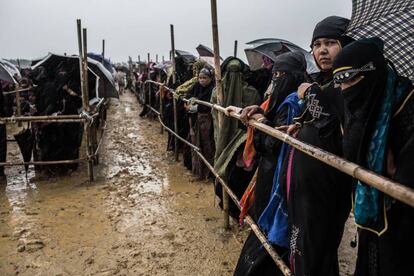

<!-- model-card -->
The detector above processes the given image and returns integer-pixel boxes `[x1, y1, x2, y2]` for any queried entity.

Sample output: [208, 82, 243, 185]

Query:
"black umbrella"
[14, 128, 34, 178]
[88, 58, 118, 99]
[346, 0, 414, 80]
[196, 44, 215, 57]
[175, 49, 197, 64]
[196, 44, 222, 67]
[244, 38, 319, 74]
[32, 53, 96, 99]
[0, 59, 20, 84]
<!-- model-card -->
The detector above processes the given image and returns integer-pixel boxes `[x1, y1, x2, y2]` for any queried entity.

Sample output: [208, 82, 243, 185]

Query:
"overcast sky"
[0, 0, 352, 62]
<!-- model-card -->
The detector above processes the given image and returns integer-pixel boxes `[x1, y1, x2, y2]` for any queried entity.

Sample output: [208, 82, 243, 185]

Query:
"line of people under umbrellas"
[0, 53, 118, 179]
[129, 16, 414, 276]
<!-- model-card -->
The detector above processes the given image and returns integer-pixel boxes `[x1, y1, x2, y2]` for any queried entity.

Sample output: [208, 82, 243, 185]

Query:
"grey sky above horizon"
[0, 0, 352, 63]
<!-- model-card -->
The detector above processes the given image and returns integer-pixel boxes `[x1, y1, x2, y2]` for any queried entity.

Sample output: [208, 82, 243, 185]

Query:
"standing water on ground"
[0, 92, 356, 275]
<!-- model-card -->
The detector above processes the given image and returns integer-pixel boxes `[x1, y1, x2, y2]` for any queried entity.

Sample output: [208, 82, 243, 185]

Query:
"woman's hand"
[240, 105, 262, 125]
[224, 105, 242, 116]
[276, 124, 301, 135]
[297, 83, 314, 99]
[184, 102, 190, 111]
[249, 113, 265, 124]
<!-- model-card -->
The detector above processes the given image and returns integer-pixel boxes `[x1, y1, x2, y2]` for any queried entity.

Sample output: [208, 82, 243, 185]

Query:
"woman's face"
[272, 71, 286, 79]
[312, 38, 342, 72]
[198, 74, 212, 87]
[339, 75, 365, 91]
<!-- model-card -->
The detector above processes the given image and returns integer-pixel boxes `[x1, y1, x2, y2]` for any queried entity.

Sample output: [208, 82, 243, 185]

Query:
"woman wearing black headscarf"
[233, 52, 307, 276]
[332, 38, 414, 276]
[185, 68, 215, 179]
[280, 16, 353, 276]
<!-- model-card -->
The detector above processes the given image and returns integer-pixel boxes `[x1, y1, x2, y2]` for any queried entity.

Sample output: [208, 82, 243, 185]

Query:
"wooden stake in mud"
[159, 85, 164, 135]
[234, 40, 238, 57]
[15, 84, 22, 127]
[170, 24, 179, 161]
[102, 39, 105, 63]
[77, 21, 94, 182]
[210, 0, 229, 229]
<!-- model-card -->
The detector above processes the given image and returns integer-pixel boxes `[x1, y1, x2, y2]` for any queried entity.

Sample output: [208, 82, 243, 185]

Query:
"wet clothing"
[212, 57, 260, 218]
[234, 233, 287, 276]
[235, 52, 307, 276]
[186, 82, 215, 179]
[280, 16, 352, 276]
[245, 68, 272, 100]
[333, 38, 414, 276]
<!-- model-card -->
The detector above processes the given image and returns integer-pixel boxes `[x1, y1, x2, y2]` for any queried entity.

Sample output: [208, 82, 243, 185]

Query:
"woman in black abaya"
[332, 38, 414, 276]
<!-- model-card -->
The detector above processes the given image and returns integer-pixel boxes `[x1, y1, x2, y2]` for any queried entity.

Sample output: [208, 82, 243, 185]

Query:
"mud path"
[0, 91, 356, 275]
[0, 92, 246, 275]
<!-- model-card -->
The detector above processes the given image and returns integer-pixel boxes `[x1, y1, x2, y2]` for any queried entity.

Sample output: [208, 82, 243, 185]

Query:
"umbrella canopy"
[154, 61, 172, 73]
[346, 0, 414, 80]
[32, 53, 98, 101]
[87, 58, 118, 99]
[32, 53, 118, 99]
[87, 52, 115, 73]
[196, 44, 215, 57]
[175, 49, 197, 64]
[196, 44, 222, 68]
[244, 38, 319, 74]
[0, 59, 21, 84]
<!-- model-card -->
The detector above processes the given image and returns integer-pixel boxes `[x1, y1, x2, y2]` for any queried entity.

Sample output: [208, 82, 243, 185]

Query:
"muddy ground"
[0, 92, 356, 275]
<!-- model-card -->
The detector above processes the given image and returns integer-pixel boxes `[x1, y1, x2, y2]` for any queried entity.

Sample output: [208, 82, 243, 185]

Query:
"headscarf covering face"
[310, 16, 350, 47]
[332, 37, 387, 164]
[267, 51, 307, 119]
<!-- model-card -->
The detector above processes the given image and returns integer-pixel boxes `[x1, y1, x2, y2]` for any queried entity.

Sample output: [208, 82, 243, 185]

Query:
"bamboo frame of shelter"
[139, 79, 414, 276]
[0, 19, 107, 182]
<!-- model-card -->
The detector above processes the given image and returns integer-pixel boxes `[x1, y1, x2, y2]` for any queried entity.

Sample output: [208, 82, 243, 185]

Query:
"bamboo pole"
[148, 80, 152, 108]
[0, 159, 85, 167]
[3, 87, 32, 95]
[234, 40, 238, 57]
[14, 84, 22, 126]
[102, 39, 105, 63]
[189, 98, 414, 209]
[170, 24, 179, 161]
[81, 26, 94, 182]
[210, 0, 229, 230]
[159, 85, 164, 134]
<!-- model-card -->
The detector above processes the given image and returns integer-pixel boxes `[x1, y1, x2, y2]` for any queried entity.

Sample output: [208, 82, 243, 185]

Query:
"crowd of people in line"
[133, 15, 414, 276]
[0, 62, 95, 177]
